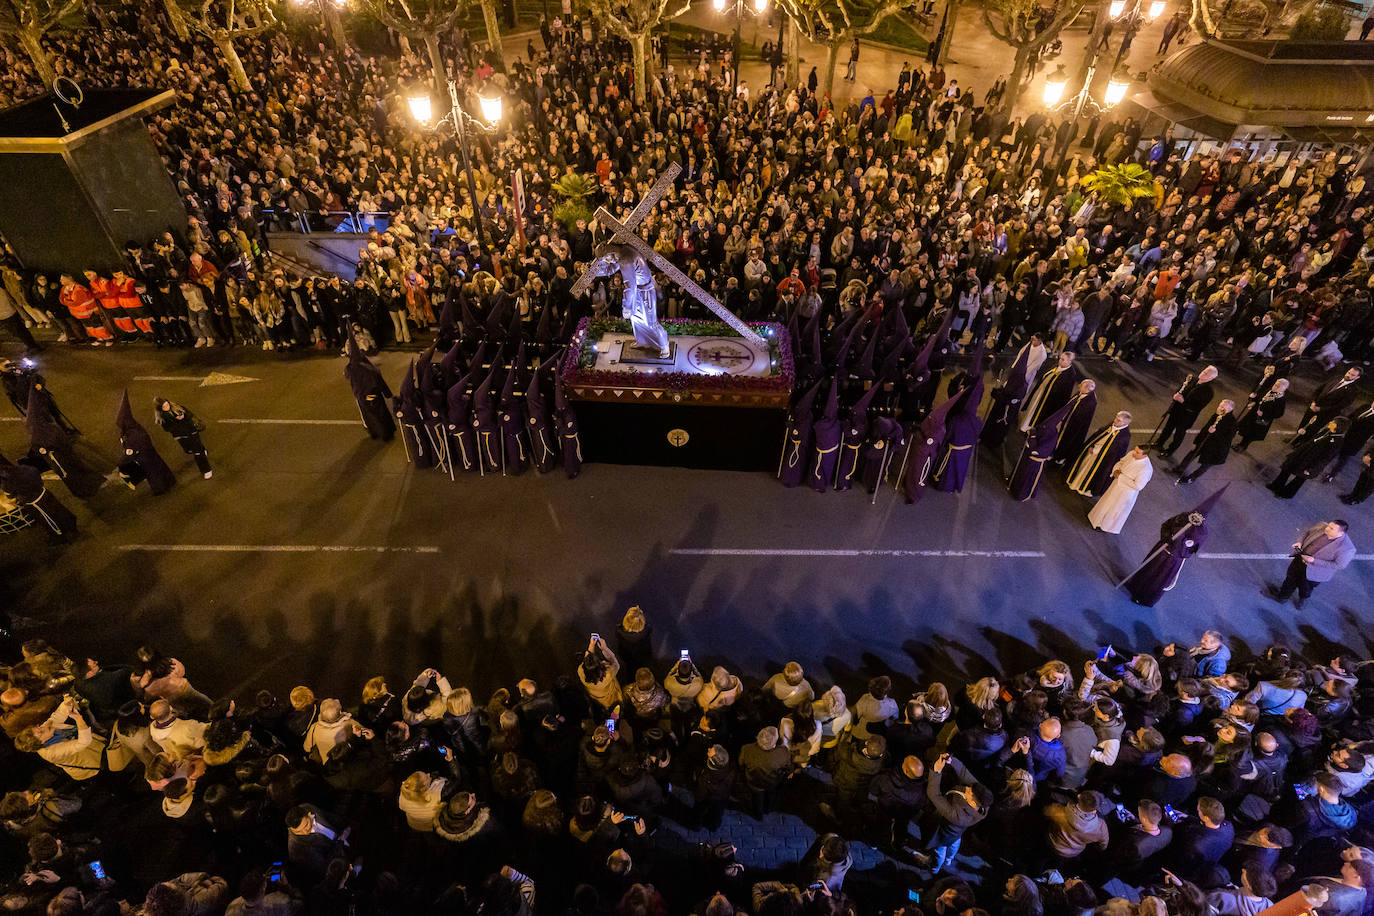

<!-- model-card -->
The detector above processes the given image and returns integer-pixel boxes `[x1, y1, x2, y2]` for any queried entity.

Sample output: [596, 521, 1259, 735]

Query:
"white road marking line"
[1198, 553, 1374, 561]
[669, 548, 1046, 558]
[217, 418, 359, 425]
[116, 544, 440, 554]
[0, 417, 19, 421]
[133, 375, 205, 381]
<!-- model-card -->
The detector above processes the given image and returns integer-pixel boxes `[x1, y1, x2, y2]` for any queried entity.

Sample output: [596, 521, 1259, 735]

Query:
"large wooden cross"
[570, 162, 766, 347]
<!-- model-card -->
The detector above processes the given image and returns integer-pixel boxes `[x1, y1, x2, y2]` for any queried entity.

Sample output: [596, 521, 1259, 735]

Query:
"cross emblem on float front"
[570, 161, 765, 346]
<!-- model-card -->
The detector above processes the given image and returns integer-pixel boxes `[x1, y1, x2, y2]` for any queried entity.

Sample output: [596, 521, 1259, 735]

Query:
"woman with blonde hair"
[398, 770, 449, 831]
[957, 677, 1003, 728]
[813, 685, 852, 750]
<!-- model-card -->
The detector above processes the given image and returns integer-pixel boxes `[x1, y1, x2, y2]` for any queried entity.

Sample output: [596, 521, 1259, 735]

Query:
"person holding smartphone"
[578, 635, 623, 716]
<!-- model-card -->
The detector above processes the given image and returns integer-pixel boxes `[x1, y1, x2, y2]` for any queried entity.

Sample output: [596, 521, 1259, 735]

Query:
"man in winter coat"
[1044, 789, 1110, 860]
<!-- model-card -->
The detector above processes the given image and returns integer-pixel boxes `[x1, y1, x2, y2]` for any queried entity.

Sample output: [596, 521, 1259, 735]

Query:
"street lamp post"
[1043, 60, 1131, 122]
[409, 80, 503, 270]
[713, 0, 767, 93]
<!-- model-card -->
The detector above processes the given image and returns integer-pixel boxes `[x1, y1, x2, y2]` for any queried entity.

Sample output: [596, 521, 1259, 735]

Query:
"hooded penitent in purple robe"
[554, 375, 582, 479]
[417, 348, 450, 471]
[525, 355, 560, 474]
[861, 416, 904, 494]
[445, 342, 487, 472]
[498, 343, 531, 476]
[0, 458, 77, 541]
[934, 375, 985, 493]
[1122, 485, 1226, 607]
[472, 346, 504, 473]
[779, 381, 821, 489]
[27, 386, 104, 499]
[345, 332, 395, 442]
[393, 361, 436, 469]
[835, 381, 883, 492]
[115, 388, 175, 495]
[1008, 400, 1074, 501]
[900, 306, 956, 420]
[808, 379, 843, 493]
[902, 394, 959, 505]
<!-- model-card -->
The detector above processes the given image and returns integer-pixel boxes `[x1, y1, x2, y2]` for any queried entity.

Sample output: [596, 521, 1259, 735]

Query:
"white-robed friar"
[1088, 447, 1153, 534]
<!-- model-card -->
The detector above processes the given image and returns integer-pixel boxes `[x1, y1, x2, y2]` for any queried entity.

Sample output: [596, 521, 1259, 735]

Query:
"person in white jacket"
[302, 698, 372, 764]
[1088, 447, 1154, 534]
[16, 697, 107, 780]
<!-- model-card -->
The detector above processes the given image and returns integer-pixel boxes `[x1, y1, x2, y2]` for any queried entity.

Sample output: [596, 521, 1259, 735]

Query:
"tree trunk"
[1000, 43, 1034, 120]
[821, 38, 839, 100]
[213, 33, 251, 91]
[424, 32, 448, 101]
[17, 26, 55, 87]
[162, 0, 191, 41]
[630, 31, 648, 104]
[320, 0, 349, 51]
[479, 0, 507, 71]
[785, 16, 800, 87]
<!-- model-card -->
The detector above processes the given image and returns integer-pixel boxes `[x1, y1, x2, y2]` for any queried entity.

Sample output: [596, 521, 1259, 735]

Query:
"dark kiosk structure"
[0, 87, 180, 274]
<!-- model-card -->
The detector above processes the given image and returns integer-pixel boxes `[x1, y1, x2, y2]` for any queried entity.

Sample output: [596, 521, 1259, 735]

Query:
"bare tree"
[183, 0, 278, 92]
[362, 0, 469, 99]
[0, 0, 82, 86]
[586, 0, 690, 103]
[775, 0, 906, 100]
[983, 0, 1087, 118]
[162, 0, 191, 41]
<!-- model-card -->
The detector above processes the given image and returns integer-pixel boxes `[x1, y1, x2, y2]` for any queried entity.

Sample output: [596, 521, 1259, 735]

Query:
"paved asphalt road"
[2, 343, 1371, 704]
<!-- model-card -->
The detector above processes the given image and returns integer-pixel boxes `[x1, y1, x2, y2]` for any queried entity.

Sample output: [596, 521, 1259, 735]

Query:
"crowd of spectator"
[4, 614, 1374, 915]
[0, 0, 1370, 375]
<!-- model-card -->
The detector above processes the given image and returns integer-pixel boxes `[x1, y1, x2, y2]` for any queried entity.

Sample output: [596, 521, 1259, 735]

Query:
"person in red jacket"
[110, 271, 153, 338]
[58, 274, 112, 346]
[85, 270, 134, 339]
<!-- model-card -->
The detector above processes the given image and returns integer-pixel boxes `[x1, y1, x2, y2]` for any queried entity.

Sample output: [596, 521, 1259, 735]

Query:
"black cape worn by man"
[1066, 412, 1133, 497]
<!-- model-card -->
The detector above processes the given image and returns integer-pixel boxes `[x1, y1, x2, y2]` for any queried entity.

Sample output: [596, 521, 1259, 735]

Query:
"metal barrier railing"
[260, 209, 396, 235]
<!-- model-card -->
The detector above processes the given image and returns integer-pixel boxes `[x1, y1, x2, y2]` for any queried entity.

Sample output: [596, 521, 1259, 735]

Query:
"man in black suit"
[1326, 399, 1374, 483]
[1296, 367, 1362, 440]
[1151, 365, 1218, 457]
[1176, 399, 1237, 484]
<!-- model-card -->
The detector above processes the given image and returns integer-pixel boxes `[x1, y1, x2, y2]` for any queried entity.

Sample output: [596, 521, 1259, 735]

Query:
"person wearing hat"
[739, 727, 792, 818]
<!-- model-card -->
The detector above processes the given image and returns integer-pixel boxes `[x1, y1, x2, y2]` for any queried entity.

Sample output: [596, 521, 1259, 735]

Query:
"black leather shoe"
[1265, 585, 1286, 602]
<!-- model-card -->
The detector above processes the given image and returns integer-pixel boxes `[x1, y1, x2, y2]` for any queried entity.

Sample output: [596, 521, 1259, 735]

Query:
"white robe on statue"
[1087, 453, 1153, 534]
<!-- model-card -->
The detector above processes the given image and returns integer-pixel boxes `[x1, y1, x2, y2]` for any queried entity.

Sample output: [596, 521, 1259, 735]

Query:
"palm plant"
[1079, 163, 1156, 209]
[551, 173, 597, 233]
